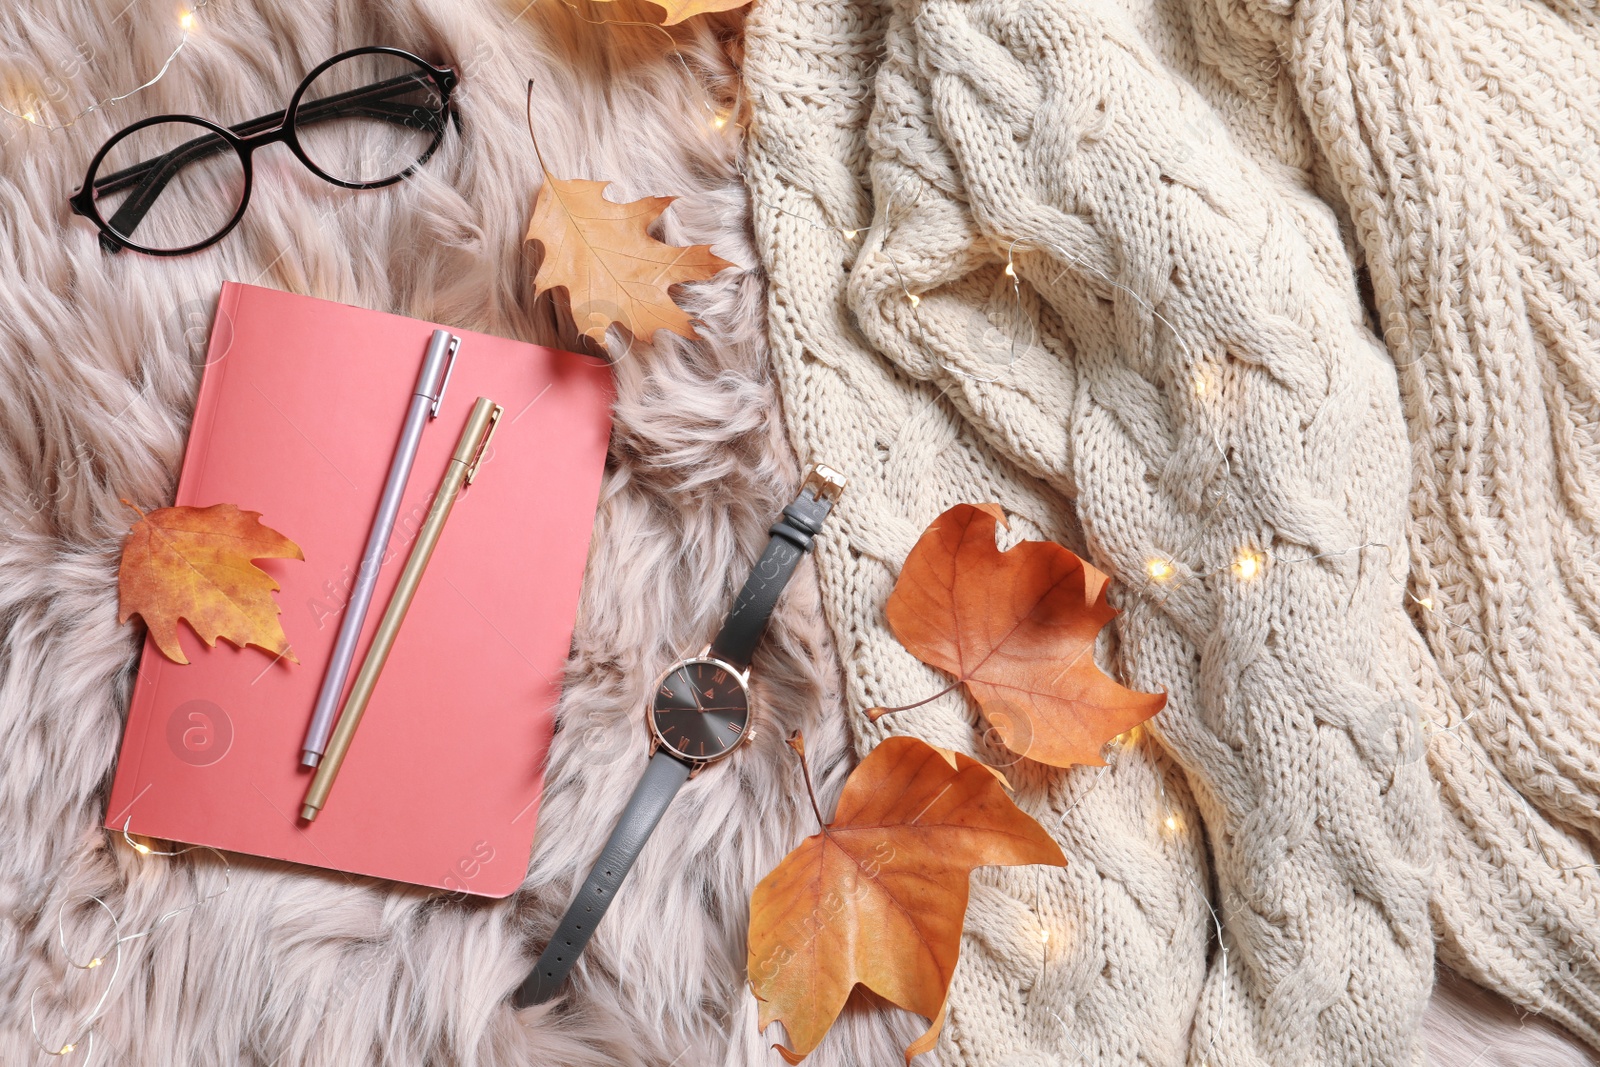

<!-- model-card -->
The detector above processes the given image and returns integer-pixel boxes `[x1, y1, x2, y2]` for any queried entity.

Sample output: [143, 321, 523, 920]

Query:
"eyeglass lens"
[94, 119, 247, 253]
[294, 51, 447, 185]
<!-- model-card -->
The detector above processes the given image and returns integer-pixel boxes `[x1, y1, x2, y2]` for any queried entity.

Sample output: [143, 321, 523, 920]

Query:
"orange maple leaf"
[748, 735, 1065, 1064]
[878, 503, 1165, 767]
[117, 502, 303, 665]
[524, 173, 733, 345]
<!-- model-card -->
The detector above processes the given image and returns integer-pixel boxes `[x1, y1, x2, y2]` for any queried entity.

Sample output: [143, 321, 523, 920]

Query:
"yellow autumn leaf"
[117, 502, 303, 665]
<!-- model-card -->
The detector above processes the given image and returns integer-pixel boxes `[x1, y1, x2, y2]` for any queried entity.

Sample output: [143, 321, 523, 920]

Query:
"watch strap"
[708, 467, 844, 671]
[513, 750, 692, 1007]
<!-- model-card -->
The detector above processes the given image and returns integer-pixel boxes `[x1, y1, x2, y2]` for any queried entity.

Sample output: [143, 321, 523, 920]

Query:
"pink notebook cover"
[104, 283, 613, 897]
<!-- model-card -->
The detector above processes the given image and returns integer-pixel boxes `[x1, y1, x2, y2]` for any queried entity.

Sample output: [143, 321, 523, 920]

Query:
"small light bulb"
[87, 957, 102, 969]
[1419, 597, 1434, 610]
[712, 113, 727, 130]
[842, 229, 857, 239]
[1147, 559, 1172, 581]
[61, 1044, 76, 1054]
[179, 10, 196, 30]
[1039, 928, 1050, 944]
[1003, 261, 1016, 277]
[131, 840, 152, 855]
[1193, 372, 1209, 396]
[1164, 815, 1180, 832]
[908, 293, 921, 307]
[1234, 552, 1260, 580]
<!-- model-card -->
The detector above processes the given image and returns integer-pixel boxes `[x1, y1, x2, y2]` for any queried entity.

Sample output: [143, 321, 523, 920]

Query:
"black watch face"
[650, 658, 751, 763]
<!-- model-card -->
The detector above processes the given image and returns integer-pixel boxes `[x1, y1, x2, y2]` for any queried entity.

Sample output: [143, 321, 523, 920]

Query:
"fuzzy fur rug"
[0, 1, 1592, 1065]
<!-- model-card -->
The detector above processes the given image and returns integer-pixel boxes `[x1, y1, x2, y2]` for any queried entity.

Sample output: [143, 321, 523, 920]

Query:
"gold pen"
[301, 396, 503, 822]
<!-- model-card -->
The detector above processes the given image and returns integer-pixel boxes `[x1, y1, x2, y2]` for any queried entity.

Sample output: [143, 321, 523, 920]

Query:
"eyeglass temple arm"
[93, 72, 448, 250]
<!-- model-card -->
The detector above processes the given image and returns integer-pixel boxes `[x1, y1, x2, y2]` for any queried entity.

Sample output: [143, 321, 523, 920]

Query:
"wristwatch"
[512, 463, 847, 1008]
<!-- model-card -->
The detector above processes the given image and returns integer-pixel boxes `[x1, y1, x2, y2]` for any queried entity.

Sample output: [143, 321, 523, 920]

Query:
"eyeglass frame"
[68, 45, 460, 257]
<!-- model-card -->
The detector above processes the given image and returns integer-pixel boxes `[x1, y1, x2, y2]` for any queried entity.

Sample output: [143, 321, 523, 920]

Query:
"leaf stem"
[786, 731, 827, 831]
[524, 79, 549, 176]
[865, 679, 963, 721]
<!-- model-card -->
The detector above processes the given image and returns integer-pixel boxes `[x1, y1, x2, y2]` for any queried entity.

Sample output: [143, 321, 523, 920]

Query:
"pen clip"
[466, 404, 503, 484]
[431, 335, 461, 418]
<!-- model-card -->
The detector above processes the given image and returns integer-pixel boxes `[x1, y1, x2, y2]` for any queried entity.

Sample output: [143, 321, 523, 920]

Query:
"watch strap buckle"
[801, 463, 847, 505]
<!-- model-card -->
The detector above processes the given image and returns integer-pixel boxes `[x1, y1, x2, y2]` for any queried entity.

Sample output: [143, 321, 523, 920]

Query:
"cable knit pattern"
[738, 0, 1504, 1060]
[1271, 0, 1600, 1045]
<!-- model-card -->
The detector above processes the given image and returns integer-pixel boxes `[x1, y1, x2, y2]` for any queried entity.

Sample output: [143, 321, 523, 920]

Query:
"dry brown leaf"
[525, 173, 733, 345]
[878, 503, 1165, 766]
[117, 502, 303, 665]
[588, 0, 752, 23]
[748, 735, 1065, 1063]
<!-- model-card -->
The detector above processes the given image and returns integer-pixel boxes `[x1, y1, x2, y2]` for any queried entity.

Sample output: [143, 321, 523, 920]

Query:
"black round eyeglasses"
[68, 46, 459, 257]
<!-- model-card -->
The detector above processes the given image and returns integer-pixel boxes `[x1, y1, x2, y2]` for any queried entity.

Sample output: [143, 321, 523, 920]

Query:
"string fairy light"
[1143, 740, 1233, 1067]
[992, 241, 1041, 374]
[507, 2, 886, 334]
[0, 0, 213, 133]
[540, 0, 734, 140]
[959, 231, 1418, 983]
[513, 22, 1470, 1055]
[737, 185, 870, 241]
[1401, 589, 1481, 739]
[857, 218, 1456, 1063]
[29, 822, 230, 1063]
[1040, 729, 1231, 1065]
[0, 10, 1501, 1059]
[877, 227, 1415, 612]
[734, 111, 1514, 1067]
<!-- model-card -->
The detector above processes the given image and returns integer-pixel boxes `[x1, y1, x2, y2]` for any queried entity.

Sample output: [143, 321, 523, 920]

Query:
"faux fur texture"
[0, 1, 1591, 1066]
[1429, 970, 1599, 1067]
[0, 2, 917, 1064]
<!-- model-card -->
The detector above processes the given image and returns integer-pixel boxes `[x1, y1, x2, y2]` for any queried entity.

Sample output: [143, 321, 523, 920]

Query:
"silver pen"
[300, 329, 460, 768]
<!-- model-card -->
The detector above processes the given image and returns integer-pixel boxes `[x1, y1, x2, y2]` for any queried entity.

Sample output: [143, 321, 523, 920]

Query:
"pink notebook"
[104, 283, 613, 897]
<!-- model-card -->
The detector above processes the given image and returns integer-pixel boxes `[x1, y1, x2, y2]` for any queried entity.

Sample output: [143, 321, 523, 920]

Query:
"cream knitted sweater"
[743, 0, 1600, 1061]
